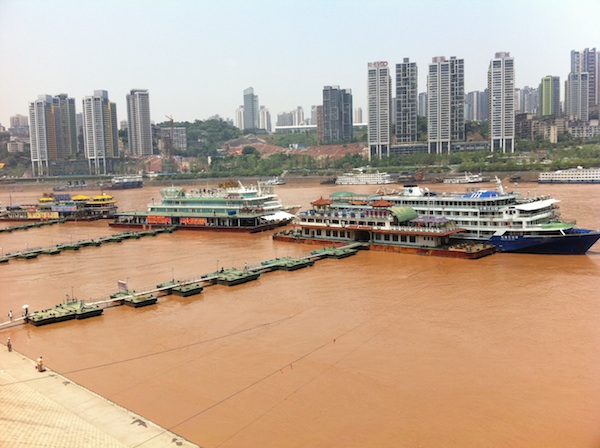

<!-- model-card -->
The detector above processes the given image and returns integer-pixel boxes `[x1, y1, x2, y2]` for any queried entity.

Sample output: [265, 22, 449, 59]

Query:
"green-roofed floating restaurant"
[272, 191, 496, 259]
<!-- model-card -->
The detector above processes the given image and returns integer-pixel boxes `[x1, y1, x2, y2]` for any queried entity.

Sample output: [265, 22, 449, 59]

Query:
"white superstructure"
[538, 167, 600, 183]
[335, 171, 393, 185]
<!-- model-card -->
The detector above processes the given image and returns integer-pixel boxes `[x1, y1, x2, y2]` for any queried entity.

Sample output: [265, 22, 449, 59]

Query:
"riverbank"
[0, 170, 540, 192]
[0, 343, 198, 447]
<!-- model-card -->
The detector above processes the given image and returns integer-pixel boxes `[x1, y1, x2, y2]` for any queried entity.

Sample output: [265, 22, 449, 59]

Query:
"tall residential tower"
[427, 56, 464, 154]
[367, 61, 391, 159]
[488, 52, 515, 153]
[243, 87, 259, 131]
[322, 86, 353, 143]
[126, 89, 153, 156]
[395, 58, 418, 143]
[538, 76, 560, 117]
[28, 93, 78, 176]
[82, 90, 118, 175]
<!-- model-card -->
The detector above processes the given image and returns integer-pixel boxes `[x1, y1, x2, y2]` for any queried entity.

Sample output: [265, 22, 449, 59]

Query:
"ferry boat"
[538, 167, 600, 183]
[53, 180, 89, 192]
[100, 175, 144, 190]
[109, 181, 298, 233]
[443, 172, 488, 184]
[335, 170, 394, 185]
[273, 194, 496, 259]
[368, 178, 600, 254]
[1, 192, 117, 221]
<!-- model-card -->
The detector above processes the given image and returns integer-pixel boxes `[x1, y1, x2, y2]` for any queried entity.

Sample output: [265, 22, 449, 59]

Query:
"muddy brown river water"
[1, 179, 599, 447]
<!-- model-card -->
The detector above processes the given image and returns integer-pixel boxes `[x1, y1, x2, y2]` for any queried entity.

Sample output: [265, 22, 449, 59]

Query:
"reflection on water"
[1, 180, 600, 447]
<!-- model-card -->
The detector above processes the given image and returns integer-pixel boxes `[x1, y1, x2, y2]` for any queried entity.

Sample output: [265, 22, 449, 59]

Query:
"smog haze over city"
[1, 0, 599, 126]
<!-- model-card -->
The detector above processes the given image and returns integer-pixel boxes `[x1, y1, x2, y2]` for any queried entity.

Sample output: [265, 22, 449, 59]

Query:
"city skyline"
[1, 0, 599, 128]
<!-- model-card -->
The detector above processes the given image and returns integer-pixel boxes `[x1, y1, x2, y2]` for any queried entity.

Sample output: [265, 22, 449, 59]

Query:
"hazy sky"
[1, 0, 599, 127]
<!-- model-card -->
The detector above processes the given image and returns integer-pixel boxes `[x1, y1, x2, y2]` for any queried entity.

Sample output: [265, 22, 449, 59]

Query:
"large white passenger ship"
[538, 167, 600, 183]
[335, 170, 394, 185]
[110, 181, 297, 233]
[319, 178, 599, 254]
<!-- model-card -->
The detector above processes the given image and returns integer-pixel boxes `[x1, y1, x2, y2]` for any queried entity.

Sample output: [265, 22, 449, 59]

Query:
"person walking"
[7, 337, 12, 352]
[36, 355, 45, 372]
[8, 310, 12, 321]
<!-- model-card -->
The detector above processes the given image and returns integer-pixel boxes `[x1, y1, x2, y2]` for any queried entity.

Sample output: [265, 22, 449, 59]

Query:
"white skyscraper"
[566, 72, 589, 122]
[82, 90, 118, 175]
[427, 56, 464, 154]
[488, 52, 515, 153]
[28, 95, 53, 176]
[259, 106, 271, 132]
[367, 61, 391, 159]
[126, 89, 153, 156]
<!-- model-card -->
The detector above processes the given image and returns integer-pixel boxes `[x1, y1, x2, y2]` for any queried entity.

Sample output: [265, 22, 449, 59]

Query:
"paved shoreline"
[0, 345, 198, 448]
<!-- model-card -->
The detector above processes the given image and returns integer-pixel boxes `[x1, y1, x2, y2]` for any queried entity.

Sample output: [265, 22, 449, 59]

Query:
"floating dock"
[0, 245, 364, 330]
[0, 227, 177, 264]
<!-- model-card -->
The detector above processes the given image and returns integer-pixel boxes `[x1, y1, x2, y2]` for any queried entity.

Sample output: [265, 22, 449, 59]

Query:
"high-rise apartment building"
[353, 107, 363, 124]
[566, 72, 589, 122]
[322, 86, 353, 143]
[571, 48, 598, 115]
[418, 92, 427, 117]
[28, 95, 53, 176]
[538, 76, 561, 117]
[126, 89, 153, 156]
[367, 61, 391, 159]
[82, 90, 118, 175]
[9, 114, 29, 135]
[395, 58, 418, 143]
[28, 93, 78, 176]
[259, 106, 271, 132]
[243, 87, 259, 131]
[488, 52, 515, 153]
[465, 91, 485, 121]
[518, 86, 539, 114]
[235, 106, 244, 130]
[52, 94, 78, 160]
[427, 56, 464, 154]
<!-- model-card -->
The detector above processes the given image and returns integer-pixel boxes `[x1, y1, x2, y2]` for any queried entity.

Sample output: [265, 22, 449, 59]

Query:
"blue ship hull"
[489, 229, 600, 254]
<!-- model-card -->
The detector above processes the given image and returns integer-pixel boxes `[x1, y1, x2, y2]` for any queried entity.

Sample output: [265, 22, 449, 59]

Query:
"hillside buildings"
[367, 61, 391, 159]
[488, 52, 515, 153]
[126, 89, 153, 156]
[427, 56, 465, 154]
